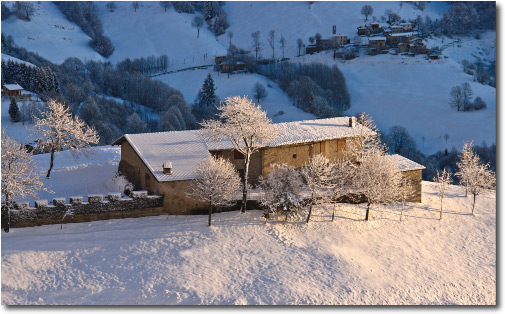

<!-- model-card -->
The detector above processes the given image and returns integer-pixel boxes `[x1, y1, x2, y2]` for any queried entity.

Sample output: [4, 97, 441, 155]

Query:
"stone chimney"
[349, 116, 356, 128]
[332, 25, 337, 35]
[163, 162, 173, 174]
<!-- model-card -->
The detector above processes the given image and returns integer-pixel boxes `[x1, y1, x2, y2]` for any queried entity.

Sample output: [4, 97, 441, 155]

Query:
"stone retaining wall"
[5, 191, 164, 228]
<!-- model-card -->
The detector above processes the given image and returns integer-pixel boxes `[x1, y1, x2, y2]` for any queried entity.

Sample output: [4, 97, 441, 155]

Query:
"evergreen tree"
[193, 74, 219, 122]
[8, 98, 19, 122]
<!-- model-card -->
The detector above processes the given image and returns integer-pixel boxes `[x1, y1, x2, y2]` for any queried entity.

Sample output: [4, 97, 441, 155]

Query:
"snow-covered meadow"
[1, 181, 495, 305]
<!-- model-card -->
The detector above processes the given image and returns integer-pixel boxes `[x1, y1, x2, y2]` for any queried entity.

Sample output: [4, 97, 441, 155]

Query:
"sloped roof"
[387, 154, 426, 171]
[369, 37, 386, 41]
[113, 117, 372, 182]
[2, 84, 23, 90]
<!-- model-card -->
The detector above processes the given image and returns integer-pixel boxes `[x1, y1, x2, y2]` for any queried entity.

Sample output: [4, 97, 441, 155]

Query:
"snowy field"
[293, 52, 496, 155]
[96, 1, 227, 67]
[1, 181, 495, 305]
[156, 69, 316, 123]
[1, 97, 39, 145]
[0, 2, 104, 64]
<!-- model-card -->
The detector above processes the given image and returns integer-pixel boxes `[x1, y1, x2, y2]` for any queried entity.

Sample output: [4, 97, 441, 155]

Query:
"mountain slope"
[1, 2, 104, 64]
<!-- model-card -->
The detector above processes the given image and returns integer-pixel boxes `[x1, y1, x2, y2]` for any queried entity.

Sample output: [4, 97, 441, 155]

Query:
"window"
[320, 141, 326, 153]
[211, 150, 222, 158]
[234, 150, 244, 160]
[293, 153, 297, 159]
[337, 139, 346, 152]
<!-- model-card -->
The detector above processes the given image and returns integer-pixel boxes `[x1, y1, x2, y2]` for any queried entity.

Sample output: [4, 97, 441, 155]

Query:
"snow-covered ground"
[96, 1, 227, 67]
[156, 69, 316, 123]
[1, 181, 495, 305]
[293, 52, 496, 155]
[1, 53, 36, 67]
[8, 146, 122, 205]
[1, 2, 104, 64]
[1, 96, 40, 145]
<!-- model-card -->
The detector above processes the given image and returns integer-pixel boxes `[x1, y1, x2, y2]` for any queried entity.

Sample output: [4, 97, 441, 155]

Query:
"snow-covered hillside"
[96, 1, 227, 67]
[1, 53, 36, 67]
[1, 2, 104, 64]
[1, 181, 495, 305]
[293, 51, 496, 155]
[156, 69, 316, 123]
[220, 1, 449, 58]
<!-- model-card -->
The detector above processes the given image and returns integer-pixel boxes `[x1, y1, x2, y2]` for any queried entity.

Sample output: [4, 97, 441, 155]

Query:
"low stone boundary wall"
[6, 191, 164, 228]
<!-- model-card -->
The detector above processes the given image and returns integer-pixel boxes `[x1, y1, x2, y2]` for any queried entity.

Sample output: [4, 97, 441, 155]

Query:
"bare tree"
[279, 35, 286, 59]
[192, 16, 204, 38]
[309, 36, 315, 45]
[187, 156, 242, 226]
[301, 154, 335, 223]
[106, 2, 117, 12]
[258, 163, 304, 222]
[433, 168, 452, 219]
[227, 31, 234, 49]
[252, 82, 268, 104]
[361, 5, 374, 21]
[251, 31, 262, 61]
[14, 1, 35, 21]
[1, 130, 44, 232]
[33, 100, 100, 178]
[444, 133, 450, 145]
[159, 1, 171, 12]
[456, 142, 495, 214]
[315, 33, 322, 43]
[461, 82, 473, 111]
[268, 29, 275, 60]
[297, 38, 304, 56]
[132, 1, 140, 12]
[450, 85, 463, 111]
[61, 207, 75, 229]
[200, 96, 277, 213]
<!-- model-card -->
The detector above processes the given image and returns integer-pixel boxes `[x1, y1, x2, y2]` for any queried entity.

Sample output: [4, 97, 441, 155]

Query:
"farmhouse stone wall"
[6, 192, 163, 228]
[402, 169, 423, 203]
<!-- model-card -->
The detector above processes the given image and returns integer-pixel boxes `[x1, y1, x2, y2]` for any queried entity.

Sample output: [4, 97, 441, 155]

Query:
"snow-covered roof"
[390, 32, 417, 37]
[369, 37, 386, 41]
[114, 130, 211, 182]
[400, 23, 413, 26]
[2, 84, 23, 90]
[113, 117, 371, 182]
[387, 154, 426, 171]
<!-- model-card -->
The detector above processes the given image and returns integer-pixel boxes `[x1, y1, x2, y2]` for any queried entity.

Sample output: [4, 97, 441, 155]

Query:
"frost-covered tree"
[1, 131, 43, 232]
[251, 31, 262, 61]
[187, 156, 241, 226]
[361, 5, 373, 21]
[258, 163, 304, 222]
[279, 35, 286, 59]
[456, 142, 495, 214]
[252, 81, 268, 104]
[301, 154, 335, 223]
[193, 74, 219, 122]
[297, 38, 304, 56]
[433, 168, 452, 219]
[159, 1, 171, 12]
[61, 207, 75, 229]
[33, 100, 100, 178]
[346, 113, 383, 163]
[330, 159, 353, 222]
[399, 176, 414, 222]
[8, 98, 19, 122]
[191, 16, 204, 38]
[356, 147, 403, 221]
[126, 113, 147, 134]
[268, 29, 275, 60]
[201, 96, 277, 213]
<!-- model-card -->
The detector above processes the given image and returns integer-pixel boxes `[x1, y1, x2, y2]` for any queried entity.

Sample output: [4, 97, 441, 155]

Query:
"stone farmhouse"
[112, 117, 425, 215]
